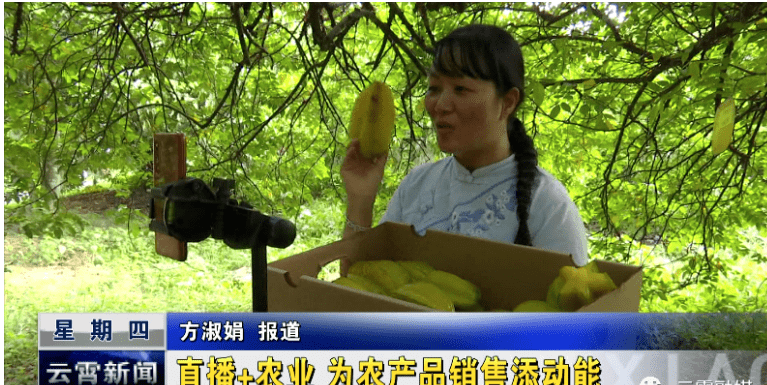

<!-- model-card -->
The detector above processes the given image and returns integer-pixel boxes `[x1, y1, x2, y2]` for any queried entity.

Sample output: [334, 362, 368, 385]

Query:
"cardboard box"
[267, 222, 643, 312]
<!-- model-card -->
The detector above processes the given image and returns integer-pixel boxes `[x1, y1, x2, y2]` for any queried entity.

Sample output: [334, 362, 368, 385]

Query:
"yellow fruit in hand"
[349, 81, 396, 158]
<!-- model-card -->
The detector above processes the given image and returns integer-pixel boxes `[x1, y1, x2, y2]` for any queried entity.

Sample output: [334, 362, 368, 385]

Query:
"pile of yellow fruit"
[512, 260, 618, 312]
[333, 260, 481, 312]
[333, 259, 618, 312]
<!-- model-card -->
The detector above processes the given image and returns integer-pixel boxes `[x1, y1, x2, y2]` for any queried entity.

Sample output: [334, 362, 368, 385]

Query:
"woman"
[341, 24, 588, 267]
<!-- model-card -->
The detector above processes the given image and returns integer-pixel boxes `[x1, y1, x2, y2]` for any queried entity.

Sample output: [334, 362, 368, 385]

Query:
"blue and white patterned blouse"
[379, 155, 589, 266]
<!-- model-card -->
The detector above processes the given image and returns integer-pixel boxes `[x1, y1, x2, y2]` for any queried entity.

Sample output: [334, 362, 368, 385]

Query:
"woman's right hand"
[341, 139, 388, 202]
[340, 139, 387, 273]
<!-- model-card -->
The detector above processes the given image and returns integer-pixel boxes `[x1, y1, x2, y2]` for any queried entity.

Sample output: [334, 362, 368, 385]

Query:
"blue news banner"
[39, 313, 766, 385]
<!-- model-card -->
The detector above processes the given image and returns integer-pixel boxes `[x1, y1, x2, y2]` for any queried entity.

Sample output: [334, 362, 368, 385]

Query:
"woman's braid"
[508, 116, 538, 246]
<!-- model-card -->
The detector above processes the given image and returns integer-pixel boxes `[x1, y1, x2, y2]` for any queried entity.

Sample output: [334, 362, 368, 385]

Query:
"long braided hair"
[430, 24, 539, 246]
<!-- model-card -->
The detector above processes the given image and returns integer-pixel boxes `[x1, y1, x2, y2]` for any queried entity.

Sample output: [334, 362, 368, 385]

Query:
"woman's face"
[425, 72, 518, 170]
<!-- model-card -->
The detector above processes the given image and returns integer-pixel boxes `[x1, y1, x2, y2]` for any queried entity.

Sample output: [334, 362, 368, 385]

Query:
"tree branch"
[588, 3, 653, 60]
[200, 63, 244, 129]
[714, 38, 734, 109]
[308, 5, 374, 52]
[11, 2, 24, 55]
[542, 75, 652, 88]
[325, 7, 374, 49]
[230, 3, 251, 66]
[307, 3, 327, 49]
[363, 7, 428, 77]
[112, 3, 150, 68]
[533, 2, 585, 26]
[414, 3, 436, 46]
[521, 34, 605, 47]
[388, 3, 434, 56]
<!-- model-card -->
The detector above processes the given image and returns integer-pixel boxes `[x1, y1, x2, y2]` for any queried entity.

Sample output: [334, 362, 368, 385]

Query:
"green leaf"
[129, 221, 141, 238]
[550, 105, 560, 119]
[22, 225, 35, 239]
[689, 61, 700, 79]
[311, 160, 329, 179]
[531, 81, 545, 106]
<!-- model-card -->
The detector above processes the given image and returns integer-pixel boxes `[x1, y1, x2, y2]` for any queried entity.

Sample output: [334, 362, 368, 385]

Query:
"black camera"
[149, 177, 296, 312]
[149, 177, 296, 249]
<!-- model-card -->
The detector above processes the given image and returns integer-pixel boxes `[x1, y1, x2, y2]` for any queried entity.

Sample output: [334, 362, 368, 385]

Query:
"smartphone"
[153, 133, 188, 261]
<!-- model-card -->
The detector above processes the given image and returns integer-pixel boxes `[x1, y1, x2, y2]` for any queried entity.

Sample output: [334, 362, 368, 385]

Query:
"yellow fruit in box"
[348, 81, 396, 159]
[546, 276, 565, 309]
[512, 300, 560, 312]
[332, 274, 387, 295]
[343, 259, 483, 311]
[584, 260, 600, 273]
[580, 261, 618, 298]
[346, 274, 387, 295]
[547, 261, 618, 311]
[332, 277, 368, 292]
[392, 282, 455, 312]
[426, 270, 481, 310]
[347, 260, 410, 293]
[556, 267, 594, 311]
[397, 260, 436, 281]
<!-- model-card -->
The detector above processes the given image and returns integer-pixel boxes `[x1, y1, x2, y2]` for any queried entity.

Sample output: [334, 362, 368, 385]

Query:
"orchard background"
[4, 3, 767, 382]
